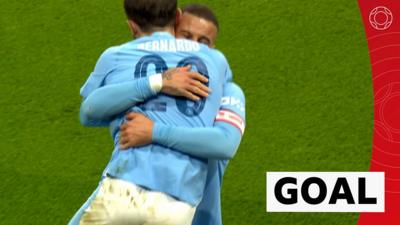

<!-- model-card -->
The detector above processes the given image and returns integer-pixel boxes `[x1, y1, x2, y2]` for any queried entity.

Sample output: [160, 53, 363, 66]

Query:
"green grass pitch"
[0, 0, 372, 224]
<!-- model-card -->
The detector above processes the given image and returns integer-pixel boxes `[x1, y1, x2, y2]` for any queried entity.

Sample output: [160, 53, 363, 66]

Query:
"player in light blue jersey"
[69, 1, 234, 225]
[120, 84, 245, 225]
[120, 5, 246, 225]
[69, 4, 246, 225]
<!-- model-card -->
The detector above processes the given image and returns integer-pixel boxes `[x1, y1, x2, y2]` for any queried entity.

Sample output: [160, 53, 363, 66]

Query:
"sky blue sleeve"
[80, 47, 118, 99]
[80, 77, 156, 126]
[79, 47, 118, 126]
[152, 83, 246, 160]
[225, 65, 233, 83]
[79, 45, 157, 127]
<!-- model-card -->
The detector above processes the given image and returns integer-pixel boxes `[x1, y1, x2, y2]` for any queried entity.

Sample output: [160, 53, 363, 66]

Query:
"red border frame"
[358, 1, 400, 224]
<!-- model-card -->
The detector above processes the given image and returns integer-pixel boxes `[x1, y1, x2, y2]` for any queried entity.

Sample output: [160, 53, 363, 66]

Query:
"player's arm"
[80, 76, 156, 127]
[80, 66, 211, 127]
[120, 83, 246, 160]
[79, 47, 118, 127]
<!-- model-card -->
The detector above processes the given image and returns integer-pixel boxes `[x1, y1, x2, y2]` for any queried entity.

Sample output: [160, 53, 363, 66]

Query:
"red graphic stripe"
[215, 109, 245, 135]
[358, 1, 400, 225]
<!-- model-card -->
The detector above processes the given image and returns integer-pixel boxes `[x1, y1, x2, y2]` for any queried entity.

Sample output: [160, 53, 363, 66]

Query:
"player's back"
[108, 34, 226, 126]
[97, 32, 232, 206]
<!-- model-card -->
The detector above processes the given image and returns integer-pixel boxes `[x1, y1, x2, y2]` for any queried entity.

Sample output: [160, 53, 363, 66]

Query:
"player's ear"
[127, 20, 140, 38]
[175, 8, 182, 28]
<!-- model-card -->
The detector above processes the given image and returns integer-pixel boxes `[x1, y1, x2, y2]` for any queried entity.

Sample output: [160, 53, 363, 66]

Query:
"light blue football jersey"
[80, 32, 232, 206]
[192, 83, 245, 225]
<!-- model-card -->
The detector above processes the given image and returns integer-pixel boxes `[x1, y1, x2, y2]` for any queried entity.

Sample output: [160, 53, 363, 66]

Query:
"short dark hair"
[124, 0, 177, 32]
[182, 4, 219, 31]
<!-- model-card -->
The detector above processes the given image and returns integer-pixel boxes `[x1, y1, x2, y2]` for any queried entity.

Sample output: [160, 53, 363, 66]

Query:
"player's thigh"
[79, 178, 146, 225]
[78, 178, 195, 225]
[68, 185, 101, 225]
[107, 179, 196, 225]
[144, 191, 196, 225]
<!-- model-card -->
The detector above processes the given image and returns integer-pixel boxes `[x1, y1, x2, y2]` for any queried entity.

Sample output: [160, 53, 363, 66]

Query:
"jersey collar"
[131, 32, 175, 44]
[151, 32, 175, 39]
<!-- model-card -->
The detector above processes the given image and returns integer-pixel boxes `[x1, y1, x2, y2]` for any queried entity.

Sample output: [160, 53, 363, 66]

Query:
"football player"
[69, 0, 232, 224]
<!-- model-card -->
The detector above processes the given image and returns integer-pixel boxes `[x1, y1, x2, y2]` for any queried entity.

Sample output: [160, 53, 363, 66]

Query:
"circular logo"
[369, 6, 393, 31]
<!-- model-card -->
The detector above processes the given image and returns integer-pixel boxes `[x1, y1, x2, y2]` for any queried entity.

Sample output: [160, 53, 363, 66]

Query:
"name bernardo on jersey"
[138, 39, 201, 52]
[79, 32, 233, 208]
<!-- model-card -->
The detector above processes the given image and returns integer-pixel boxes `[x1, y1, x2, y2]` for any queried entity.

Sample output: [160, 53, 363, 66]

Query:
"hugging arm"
[80, 77, 156, 126]
[153, 122, 243, 160]
[120, 83, 246, 160]
[80, 66, 210, 127]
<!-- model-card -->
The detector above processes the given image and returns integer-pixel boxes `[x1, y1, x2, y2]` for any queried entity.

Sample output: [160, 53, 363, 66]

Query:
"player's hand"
[119, 113, 154, 150]
[161, 65, 211, 101]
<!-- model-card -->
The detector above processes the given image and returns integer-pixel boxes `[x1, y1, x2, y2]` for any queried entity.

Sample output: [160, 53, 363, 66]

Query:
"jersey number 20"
[134, 54, 209, 117]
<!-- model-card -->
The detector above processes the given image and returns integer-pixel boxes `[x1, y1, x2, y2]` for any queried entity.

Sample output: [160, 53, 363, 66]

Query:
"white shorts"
[79, 177, 196, 225]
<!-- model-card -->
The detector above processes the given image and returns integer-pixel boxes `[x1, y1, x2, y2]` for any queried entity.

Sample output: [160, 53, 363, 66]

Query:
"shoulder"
[224, 83, 245, 99]
[209, 49, 233, 81]
[99, 45, 122, 61]
[196, 43, 229, 64]
[93, 44, 129, 72]
[80, 45, 123, 98]
[90, 45, 123, 76]
[208, 48, 229, 65]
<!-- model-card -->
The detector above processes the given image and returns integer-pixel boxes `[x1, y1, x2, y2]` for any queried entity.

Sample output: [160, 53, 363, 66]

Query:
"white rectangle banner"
[266, 172, 385, 212]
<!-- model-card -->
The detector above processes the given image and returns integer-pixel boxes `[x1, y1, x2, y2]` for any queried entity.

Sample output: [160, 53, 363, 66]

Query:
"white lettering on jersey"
[221, 97, 245, 112]
[138, 43, 145, 50]
[137, 39, 200, 52]
[215, 109, 245, 135]
[168, 39, 177, 52]
[176, 40, 185, 51]
[160, 40, 169, 51]
[152, 40, 160, 52]
[191, 42, 201, 51]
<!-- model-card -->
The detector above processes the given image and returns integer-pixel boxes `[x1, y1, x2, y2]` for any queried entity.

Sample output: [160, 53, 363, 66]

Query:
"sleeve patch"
[221, 96, 245, 112]
[215, 109, 245, 135]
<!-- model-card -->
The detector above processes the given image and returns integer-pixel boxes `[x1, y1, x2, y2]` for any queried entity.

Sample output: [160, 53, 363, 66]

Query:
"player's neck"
[136, 26, 175, 38]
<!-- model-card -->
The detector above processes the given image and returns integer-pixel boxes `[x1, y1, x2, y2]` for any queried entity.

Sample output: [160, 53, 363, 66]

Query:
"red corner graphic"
[358, 1, 400, 225]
